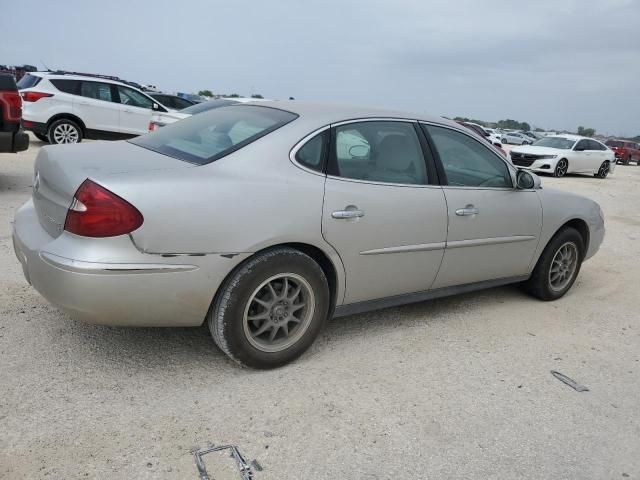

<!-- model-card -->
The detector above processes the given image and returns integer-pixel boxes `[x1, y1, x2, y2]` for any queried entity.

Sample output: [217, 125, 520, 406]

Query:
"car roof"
[242, 100, 456, 127]
[29, 71, 133, 87]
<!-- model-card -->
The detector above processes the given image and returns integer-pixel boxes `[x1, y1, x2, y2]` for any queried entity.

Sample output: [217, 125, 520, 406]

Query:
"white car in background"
[509, 135, 615, 178]
[149, 97, 271, 130]
[18, 72, 174, 144]
[500, 131, 532, 145]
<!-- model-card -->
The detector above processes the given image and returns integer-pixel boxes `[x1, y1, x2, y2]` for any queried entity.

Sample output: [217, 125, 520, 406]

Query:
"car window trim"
[324, 117, 436, 188]
[288, 125, 331, 177]
[419, 121, 517, 189]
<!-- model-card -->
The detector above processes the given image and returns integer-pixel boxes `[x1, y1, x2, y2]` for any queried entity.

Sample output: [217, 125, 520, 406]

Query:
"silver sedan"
[13, 102, 605, 368]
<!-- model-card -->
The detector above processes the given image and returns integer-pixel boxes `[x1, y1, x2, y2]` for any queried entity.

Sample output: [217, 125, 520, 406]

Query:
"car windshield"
[180, 99, 238, 115]
[129, 105, 297, 165]
[532, 137, 575, 149]
[605, 140, 624, 148]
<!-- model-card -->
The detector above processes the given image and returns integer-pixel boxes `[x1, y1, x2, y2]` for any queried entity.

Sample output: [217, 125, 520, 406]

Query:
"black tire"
[523, 227, 584, 301]
[208, 247, 330, 369]
[595, 161, 610, 179]
[626, 156, 631, 165]
[554, 158, 568, 177]
[34, 133, 49, 143]
[47, 118, 82, 144]
[501, 138, 508, 144]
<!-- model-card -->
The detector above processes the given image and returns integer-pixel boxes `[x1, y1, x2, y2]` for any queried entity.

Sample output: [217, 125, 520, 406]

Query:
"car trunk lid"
[32, 140, 193, 238]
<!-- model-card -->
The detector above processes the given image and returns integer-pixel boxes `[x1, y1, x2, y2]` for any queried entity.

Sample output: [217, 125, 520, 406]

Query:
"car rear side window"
[50, 79, 79, 95]
[295, 130, 328, 172]
[423, 124, 512, 188]
[16, 74, 41, 89]
[129, 105, 298, 165]
[328, 121, 429, 185]
[80, 81, 113, 102]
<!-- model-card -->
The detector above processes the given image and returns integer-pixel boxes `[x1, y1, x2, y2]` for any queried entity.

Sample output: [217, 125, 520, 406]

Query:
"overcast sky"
[2, 0, 639, 135]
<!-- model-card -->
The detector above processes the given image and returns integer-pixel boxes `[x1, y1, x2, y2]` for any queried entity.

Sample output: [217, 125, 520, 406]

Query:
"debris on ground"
[192, 444, 257, 480]
[550, 370, 589, 392]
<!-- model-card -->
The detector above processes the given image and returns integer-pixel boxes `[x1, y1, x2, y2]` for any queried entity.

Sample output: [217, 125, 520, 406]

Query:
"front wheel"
[523, 227, 584, 301]
[554, 158, 568, 177]
[208, 247, 330, 369]
[48, 119, 82, 144]
[595, 161, 610, 178]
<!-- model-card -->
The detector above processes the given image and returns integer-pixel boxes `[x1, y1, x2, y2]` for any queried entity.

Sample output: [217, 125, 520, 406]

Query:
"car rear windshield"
[605, 140, 624, 148]
[532, 137, 575, 149]
[16, 74, 42, 89]
[129, 105, 298, 165]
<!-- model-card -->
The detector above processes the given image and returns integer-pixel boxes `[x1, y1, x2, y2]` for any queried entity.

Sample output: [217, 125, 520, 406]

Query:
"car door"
[569, 139, 594, 173]
[587, 140, 606, 171]
[421, 123, 542, 289]
[74, 80, 120, 132]
[115, 85, 154, 135]
[320, 120, 448, 305]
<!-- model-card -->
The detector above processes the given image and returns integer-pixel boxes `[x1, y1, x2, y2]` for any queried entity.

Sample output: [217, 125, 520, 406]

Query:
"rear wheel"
[595, 161, 610, 178]
[208, 247, 330, 369]
[627, 156, 632, 165]
[34, 133, 49, 143]
[523, 227, 584, 301]
[554, 158, 568, 177]
[48, 119, 82, 144]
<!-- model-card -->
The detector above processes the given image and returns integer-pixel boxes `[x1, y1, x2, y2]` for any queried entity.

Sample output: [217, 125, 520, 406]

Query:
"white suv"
[18, 72, 172, 144]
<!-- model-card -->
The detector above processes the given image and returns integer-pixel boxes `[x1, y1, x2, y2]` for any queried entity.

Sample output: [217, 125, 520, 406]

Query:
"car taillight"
[21, 91, 54, 102]
[0, 90, 22, 121]
[148, 121, 155, 132]
[64, 179, 143, 237]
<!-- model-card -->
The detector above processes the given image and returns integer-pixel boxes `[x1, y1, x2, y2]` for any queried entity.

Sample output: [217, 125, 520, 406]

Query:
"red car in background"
[605, 139, 640, 165]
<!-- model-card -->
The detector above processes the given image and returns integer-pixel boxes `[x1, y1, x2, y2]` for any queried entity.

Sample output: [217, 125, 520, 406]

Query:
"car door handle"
[455, 205, 479, 216]
[332, 209, 365, 219]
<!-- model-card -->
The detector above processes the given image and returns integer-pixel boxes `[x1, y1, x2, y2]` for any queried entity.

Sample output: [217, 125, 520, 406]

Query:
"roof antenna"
[40, 59, 52, 72]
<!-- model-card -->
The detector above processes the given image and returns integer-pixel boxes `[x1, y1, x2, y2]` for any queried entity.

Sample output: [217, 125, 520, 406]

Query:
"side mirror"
[516, 169, 541, 189]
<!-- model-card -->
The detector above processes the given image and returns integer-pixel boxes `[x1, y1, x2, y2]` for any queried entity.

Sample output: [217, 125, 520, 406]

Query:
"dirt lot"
[1, 136, 639, 479]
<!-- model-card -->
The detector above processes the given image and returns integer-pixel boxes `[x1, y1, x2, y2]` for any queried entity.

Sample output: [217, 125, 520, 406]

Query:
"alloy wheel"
[548, 242, 578, 292]
[555, 159, 568, 177]
[53, 123, 79, 144]
[598, 162, 609, 178]
[243, 273, 315, 353]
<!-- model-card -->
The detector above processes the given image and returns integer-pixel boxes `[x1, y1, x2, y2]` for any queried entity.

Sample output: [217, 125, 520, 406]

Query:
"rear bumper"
[21, 120, 47, 135]
[12, 199, 248, 327]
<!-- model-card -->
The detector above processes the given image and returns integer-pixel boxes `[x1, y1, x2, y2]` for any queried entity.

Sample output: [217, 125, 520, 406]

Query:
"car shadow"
[60, 283, 530, 372]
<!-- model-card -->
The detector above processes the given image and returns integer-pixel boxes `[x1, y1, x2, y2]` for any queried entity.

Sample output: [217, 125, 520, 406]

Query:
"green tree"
[251, 94, 264, 99]
[227, 93, 240, 98]
[198, 90, 213, 97]
[577, 126, 596, 137]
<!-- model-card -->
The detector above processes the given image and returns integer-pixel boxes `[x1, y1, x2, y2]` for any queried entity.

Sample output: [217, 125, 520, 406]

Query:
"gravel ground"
[1, 137, 639, 479]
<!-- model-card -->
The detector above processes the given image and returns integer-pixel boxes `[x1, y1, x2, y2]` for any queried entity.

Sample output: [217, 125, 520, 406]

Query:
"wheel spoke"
[287, 285, 301, 302]
[253, 297, 272, 308]
[253, 321, 272, 337]
[281, 322, 289, 337]
[281, 277, 289, 299]
[247, 311, 270, 322]
[290, 302, 306, 313]
[267, 282, 277, 300]
[269, 326, 279, 342]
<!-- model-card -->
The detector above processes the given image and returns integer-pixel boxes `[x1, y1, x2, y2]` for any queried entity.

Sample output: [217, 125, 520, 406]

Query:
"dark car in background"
[0, 73, 29, 153]
[605, 139, 640, 165]
[147, 93, 196, 110]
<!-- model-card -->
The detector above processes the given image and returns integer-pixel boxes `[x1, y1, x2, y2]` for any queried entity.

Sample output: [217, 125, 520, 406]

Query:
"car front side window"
[328, 121, 428, 185]
[423, 124, 512, 188]
[117, 86, 153, 109]
[575, 139, 589, 151]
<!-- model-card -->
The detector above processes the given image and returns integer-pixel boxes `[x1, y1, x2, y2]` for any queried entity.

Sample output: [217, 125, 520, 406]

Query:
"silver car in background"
[13, 102, 605, 368]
